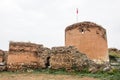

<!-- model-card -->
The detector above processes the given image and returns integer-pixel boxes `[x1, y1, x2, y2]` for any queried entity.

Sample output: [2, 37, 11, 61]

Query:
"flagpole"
[76, 8, 78, 22]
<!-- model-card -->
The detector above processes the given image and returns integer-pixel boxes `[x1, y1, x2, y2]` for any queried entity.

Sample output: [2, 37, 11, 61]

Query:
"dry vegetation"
[0, 72, 99, 80]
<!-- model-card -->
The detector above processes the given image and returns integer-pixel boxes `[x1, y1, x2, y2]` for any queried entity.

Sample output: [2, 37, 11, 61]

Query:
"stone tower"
[65, 21, 109, 63]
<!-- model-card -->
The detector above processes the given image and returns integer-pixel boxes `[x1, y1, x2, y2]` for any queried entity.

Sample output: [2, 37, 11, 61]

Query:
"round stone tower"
[65, 21, 109, 63]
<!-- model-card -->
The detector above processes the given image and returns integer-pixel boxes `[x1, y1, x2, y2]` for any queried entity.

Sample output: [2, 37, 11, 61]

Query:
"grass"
[35, 69, 120, 80]
[31, 69, 120, 80]
[1, 68, 120, 80]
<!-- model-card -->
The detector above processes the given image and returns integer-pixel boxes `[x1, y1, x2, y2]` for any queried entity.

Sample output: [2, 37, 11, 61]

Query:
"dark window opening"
[81, 29, 85, 34]
[81, 29, 84, 32]
[79, 28, 85, 34]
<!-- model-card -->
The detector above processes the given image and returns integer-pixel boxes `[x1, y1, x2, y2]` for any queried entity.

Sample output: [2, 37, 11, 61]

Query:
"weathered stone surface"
[0, 50, 7, 71]
[7, 41, 50, 71]
[109, 48, 120, 70]
[0, 65, 6, 71]
[0, 41, 110, 72]
[9, 41, 43, 53]
[0, 50, 4, 62]
[88, 60, 110, 73]
[65, 21, 109, 63]
[36, 47, 51, 68]
[50, 46, 89, 71]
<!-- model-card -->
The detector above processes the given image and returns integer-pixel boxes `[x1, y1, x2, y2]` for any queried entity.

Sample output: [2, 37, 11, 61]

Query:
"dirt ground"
[0, 72, 99, 80]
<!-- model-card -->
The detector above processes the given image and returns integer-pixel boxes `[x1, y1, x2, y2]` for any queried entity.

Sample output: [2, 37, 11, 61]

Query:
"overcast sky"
[0, 0, 120, 50]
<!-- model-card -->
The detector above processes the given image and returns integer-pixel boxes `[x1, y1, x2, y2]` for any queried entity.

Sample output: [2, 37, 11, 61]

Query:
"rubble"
[109, 48, 120, 70]
[0, 50, 3, 62]
[0, 50, 7, 71]
[88, 60, 110, 73]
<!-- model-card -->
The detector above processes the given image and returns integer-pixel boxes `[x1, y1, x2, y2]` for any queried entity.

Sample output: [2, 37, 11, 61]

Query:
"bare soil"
[0, 72, 99, 80]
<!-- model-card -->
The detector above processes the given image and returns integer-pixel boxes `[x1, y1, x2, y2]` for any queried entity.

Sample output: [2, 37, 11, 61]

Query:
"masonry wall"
[0, 41, 109, 72]
[0, 50, 7, 63]
[65, 22, 109, 63]
[0, 50, 4, 62]
[7, 42, 50, 71]
[50, 46, 89, 71]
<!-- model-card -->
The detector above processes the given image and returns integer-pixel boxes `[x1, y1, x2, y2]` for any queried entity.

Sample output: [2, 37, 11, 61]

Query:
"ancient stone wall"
[50, 46, 89, 71]
[0, 50, 4, 62]
[7, 41, 50, 71]
[0, 41, 109, 72]
[0, 50, 7, 71]
[7, 42, 91, 71]
[0, 50, 7, 63]
[65, 22, 109, 63]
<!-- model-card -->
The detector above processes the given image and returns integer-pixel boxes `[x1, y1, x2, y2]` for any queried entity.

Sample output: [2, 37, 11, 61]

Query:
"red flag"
[76, 8, 78, 14]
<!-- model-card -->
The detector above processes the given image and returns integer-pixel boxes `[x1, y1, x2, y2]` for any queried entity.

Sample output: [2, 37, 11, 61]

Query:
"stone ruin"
[7, 41, 50, 71]
[50, 46, 89, 71]
[65, 21, 109, 63]
[0, 41, 109, 72]
[0, 50, 7, 71]
[6, 41, 90, 71]
[0, 50, 4, 63]
[0, 21, 110, 72]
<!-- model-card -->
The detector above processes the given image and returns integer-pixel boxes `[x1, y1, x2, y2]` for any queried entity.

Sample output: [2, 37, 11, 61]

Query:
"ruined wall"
[0, 41, 108, 72]
[50, 46, 89, 71]
[7, 41, 50, 71]
[65, 22, 109, 63]
[0, 50, 4, 62]
[0, 50, 7, 71]
[0, 50, 7, 64]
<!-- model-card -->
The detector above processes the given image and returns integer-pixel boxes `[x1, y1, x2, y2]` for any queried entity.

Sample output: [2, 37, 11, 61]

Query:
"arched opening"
[45, 57, 50, 68]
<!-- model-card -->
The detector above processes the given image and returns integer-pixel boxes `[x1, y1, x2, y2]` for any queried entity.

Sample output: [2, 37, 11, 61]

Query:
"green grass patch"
[29, 69, 120, 80]
[0, 69, 120, 80]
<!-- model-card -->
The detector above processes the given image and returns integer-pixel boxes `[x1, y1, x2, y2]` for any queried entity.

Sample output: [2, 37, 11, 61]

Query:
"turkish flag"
[76, 8, 78, 14]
